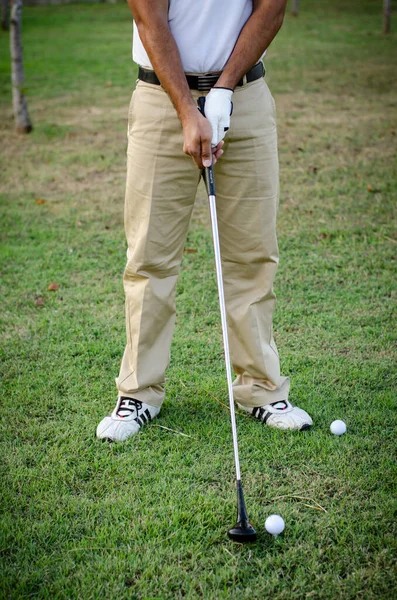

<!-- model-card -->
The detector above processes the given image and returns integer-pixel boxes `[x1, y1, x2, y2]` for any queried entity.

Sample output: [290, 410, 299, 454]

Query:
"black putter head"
[228, 480, 257, 543]
[228, 521, 257, 543]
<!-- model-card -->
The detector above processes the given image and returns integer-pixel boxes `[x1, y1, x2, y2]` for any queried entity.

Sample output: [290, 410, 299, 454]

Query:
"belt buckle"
[197, 73, 219, 92]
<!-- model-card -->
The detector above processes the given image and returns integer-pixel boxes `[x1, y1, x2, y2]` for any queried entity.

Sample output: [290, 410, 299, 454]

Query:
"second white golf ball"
[330, 420, 347, 436]
[265, 514, 285, 536]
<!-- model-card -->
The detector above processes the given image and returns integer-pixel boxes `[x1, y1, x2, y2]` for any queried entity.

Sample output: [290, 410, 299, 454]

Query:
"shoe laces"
[270, 401, 289, 411]
[116, 397, 143, 419]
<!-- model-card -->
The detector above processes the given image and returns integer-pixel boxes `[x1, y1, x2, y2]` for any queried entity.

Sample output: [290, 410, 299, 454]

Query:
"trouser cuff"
[116, 381, 164, 408]
[233, 376, 290, 408]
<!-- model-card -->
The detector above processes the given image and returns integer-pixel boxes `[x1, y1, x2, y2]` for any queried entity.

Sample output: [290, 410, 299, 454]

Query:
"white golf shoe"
[238, 399, 313, 431]
[96, 397, 160, 442]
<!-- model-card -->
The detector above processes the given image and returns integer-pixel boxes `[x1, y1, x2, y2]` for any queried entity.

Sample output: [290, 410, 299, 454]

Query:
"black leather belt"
[138, 62, 265, 92]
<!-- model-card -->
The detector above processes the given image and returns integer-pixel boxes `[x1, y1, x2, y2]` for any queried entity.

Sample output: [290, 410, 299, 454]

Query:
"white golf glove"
[204, 87, 233, 147]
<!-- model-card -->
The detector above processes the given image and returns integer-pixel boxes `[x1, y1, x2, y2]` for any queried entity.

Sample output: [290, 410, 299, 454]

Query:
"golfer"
[97, 0, 313, 442]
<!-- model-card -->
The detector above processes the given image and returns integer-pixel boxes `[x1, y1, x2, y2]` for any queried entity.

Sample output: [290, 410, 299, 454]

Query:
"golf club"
[198, 97, 257, 543]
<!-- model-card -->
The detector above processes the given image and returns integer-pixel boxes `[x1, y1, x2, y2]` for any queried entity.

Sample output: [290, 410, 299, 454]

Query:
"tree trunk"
[1, 0, 10, 30]
[10, 0, 32, 134]
[383, 0, 391, 34]
[291, 0, 299, 17]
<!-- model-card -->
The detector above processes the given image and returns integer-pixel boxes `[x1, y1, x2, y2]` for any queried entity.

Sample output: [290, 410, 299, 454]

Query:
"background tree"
[1, 0, 10, 30]
[384, 0, 391, 33]
[10, 0, 32, 133]
[291, 0, 299, 17]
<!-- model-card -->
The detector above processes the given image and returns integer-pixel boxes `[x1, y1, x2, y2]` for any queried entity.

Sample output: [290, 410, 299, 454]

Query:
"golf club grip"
[197, 96, 216, 197]
[203, 165, 216, 197]
[197, 95, 206, 117]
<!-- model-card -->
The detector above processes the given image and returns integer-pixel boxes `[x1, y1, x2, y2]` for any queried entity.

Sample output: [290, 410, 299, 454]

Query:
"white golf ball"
[265, 514, 285, 536]
[330, 420, 347, 436]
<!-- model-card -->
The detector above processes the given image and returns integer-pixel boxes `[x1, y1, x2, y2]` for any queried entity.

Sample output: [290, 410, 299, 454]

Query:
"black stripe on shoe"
[263, 411, 272, 424]
[251, 407, 272, 425]
[258, 408, 266, 422]
[144, 408, 152, 421]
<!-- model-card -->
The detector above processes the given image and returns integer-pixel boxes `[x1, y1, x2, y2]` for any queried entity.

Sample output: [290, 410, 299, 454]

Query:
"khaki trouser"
[115, 76, 290, 408]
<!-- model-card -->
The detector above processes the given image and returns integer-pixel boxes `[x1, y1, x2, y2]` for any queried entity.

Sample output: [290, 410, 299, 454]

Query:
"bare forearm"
[126, 0, 225, 169]
[127, 0, 195, 122]
[216, 0, 287, 89]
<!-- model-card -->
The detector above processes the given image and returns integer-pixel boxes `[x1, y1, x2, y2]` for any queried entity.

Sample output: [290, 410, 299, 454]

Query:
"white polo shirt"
[133, 0, 253, 74]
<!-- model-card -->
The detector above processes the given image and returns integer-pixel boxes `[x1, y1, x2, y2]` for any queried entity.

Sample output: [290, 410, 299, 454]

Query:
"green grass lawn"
[1, 1, 396, 598]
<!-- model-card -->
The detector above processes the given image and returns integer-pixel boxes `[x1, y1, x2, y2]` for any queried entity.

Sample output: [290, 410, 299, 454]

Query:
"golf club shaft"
[205, 165, 241, 482]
